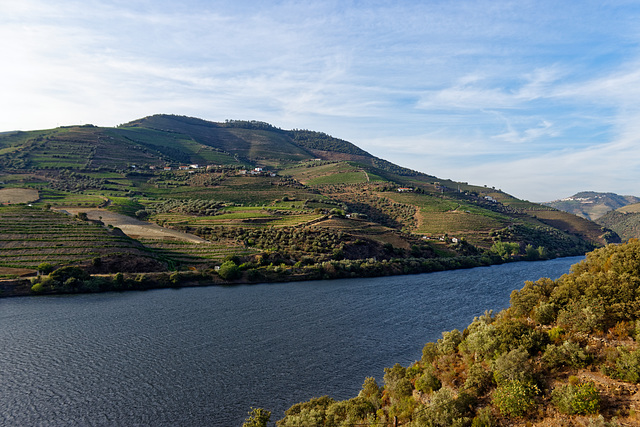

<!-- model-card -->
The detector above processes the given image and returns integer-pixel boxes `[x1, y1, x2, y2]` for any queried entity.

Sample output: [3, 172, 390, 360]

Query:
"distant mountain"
[543, 191, 640, 221]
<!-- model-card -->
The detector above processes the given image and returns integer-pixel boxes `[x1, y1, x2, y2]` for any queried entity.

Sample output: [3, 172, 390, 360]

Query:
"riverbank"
[0, 252, 554, 298]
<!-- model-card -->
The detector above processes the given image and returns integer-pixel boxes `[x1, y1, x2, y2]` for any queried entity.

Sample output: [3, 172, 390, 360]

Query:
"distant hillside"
[596, 202, 640, 241]
[543, 191, 640, 221]
[0, 114, 620, 289]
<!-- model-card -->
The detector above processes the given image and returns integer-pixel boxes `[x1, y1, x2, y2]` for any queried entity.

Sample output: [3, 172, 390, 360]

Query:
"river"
[0, 256, 582, 426]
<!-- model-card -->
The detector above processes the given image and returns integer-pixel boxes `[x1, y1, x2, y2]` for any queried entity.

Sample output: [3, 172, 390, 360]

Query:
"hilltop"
[543, 191, 640, 221]
[0, 115, 619, 294]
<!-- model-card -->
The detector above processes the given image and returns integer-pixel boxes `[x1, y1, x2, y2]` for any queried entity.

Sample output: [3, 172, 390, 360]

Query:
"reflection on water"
[0, 256, 582, 426]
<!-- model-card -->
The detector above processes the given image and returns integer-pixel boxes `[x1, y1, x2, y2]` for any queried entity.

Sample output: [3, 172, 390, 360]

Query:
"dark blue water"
[0, 257, 581, 426]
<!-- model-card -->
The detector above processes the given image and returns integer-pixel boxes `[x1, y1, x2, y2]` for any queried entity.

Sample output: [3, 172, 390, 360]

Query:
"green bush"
[278, 396, 335, 426]
[415, 366, 442, 394]
[551, 381, 600, 415]
[548, 326, 565, 343]
[37, 262, 55, 274]
[461, 318, 498, 360]
[542, 341, 589, 371]
[492, 380, 539, 418]
[414, 387, 468, 426]
[492, 347, 532, 386]
[422, 342, 438, 364]
[557, 297, 606, 333]
[533, 302, 556, 325]
[464, 363, 494, 396]
[613, 347, 640, 383]
[471, 406, 498, 427]
[358, 377, 381, 409]
[31, 282, 44, 293]
[324, 397, 377, 426]
[243, 407, 271, 427]
[218, 260, 240, 280]
[438, 329, 462, 355]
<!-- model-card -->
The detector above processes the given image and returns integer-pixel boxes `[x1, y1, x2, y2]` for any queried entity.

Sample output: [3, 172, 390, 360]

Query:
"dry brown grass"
[58, 208, 207, 243]
[0, 188, 39, 204]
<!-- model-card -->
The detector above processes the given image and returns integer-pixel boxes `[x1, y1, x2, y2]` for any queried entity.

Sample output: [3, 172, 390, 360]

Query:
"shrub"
[495, 320, 541, 355]
[325, 397, 376, 426]
[37, 262, 54, 275]
[548, 326, 565, 343]
[542, 341, 590, 370]
[422, 342, 438, 364]
[438, 329, 463, 355]
[464, 363, 494, 396]
[471, 406, 498, 427]
[613, 347, 640, 383]
[218, 260, 240, 280]
[358, 377, 381, 409]
[492, 347, 532, 386]
[533, 302, 557, 325]
[415, 387, 468, 426]
[415, 366, 442, 394]
[242, 407, 271, 427]
[461, 314, 499, 360]
[492, 380, 539, 418]
[557, 297, 606, 333]
[551, 381, 600, 415]
[384, 363, 412, 403]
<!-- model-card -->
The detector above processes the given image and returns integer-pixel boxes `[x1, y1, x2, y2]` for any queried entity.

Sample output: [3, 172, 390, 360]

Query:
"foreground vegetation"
[262, 240, 640, 426]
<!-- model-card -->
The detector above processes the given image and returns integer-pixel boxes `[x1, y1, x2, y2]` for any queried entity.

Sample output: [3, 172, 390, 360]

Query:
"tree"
[218, 260, 240, 280]
[37, 262, 54, 275]
[242, 407, 270, 427]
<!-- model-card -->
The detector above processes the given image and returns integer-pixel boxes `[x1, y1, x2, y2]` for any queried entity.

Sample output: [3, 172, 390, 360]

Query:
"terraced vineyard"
[139, 239, 257, 268]
[0, 206, 159, 270]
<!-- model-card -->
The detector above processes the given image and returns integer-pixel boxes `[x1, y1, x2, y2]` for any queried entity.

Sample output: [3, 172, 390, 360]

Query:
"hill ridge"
[0, 114, 619, 287]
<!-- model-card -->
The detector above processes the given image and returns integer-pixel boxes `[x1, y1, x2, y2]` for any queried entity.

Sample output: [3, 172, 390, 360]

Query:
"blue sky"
[2, 0, 640, 201]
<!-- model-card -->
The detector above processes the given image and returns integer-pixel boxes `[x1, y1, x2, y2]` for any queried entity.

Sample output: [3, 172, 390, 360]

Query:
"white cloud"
[2, 0, 640, 201]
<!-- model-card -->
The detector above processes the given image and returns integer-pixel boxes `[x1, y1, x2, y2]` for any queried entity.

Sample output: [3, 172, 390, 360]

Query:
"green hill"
[0, 115, 620, 291]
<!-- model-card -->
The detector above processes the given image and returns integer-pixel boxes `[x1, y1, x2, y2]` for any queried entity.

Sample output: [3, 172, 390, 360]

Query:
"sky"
[2, 0, 640, 202]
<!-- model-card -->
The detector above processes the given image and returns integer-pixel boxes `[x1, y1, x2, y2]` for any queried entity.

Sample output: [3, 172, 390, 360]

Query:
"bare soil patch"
[0, 188, 39, 204]
[56, 208, 208, 243]
[0, 267, 36, 277]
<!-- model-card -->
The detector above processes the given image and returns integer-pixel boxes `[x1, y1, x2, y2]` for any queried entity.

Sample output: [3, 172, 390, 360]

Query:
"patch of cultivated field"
[0, 206, 158, 269]
[0, 188, 39, 204]
[139, 239, 257, 267]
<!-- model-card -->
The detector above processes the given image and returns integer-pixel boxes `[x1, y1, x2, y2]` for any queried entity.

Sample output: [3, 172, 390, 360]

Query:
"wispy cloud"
[1, 0, 640, 200]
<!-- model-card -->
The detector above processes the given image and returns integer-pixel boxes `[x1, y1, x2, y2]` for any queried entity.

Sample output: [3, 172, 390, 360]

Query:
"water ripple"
[0, 257, 581, 426]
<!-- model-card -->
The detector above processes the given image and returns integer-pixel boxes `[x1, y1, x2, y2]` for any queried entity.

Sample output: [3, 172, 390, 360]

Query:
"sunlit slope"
[596, 202, 640, 241]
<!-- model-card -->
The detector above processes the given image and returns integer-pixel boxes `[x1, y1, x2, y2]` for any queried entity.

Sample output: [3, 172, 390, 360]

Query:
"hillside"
[273, 240, 640, 426]
[596, 202, 640, 241]
[0, 115, 619, 293]
[544, 191, 640, 221]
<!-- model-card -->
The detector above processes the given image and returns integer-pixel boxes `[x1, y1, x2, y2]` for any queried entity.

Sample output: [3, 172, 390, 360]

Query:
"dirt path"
[55, 208, 209, 243]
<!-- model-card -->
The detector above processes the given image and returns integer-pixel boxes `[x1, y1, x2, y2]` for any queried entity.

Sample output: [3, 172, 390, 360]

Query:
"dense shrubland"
[274, 240, 640, 426]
